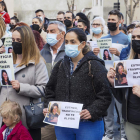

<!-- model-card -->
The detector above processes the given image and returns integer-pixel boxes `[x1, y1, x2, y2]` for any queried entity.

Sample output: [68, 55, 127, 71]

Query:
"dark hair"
[119, 26, 127, 34]
[76, 12, 90, 34]
[57, 11, 65, 15]
[108, 10, 121, 20]
[120, 12, 124, 19]
[8, 47, 12, 53]
[33, 17, 42, 23]
[78, 19, 87, 26]
[66, 11, 75, 19]
[10, 16, 19, 23]
[1, 70, 11, 85]
[103, 49, 111, 60]
[35, 9, 44, 14]
[116, 62, 124, 74]
[32, 30, 45, 51]
[50, 103, 58, 113]
[66, 28, 90, 55]
[0, 1, 8, 12]
[127, 24, 135, 31]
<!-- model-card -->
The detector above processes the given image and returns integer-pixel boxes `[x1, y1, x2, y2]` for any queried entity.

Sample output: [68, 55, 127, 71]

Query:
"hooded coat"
[44, 51, 112, 122]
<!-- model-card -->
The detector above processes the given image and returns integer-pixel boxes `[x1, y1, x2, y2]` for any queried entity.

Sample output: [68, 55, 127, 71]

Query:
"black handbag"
[23, 86, 47, 129]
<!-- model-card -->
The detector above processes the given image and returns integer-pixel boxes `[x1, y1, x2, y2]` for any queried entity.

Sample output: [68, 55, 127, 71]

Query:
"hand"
[132, 85, 140, 98]
[109, 48, 120, 56]
[0, 46, 5, 54]
[107, 67, 116, 87]
[80, 109, 91, 120]
[11, 80, 20, 91]
[121, 77, 127, 84]
[93, 48, 100, 56]
[43, 108, 49, 117]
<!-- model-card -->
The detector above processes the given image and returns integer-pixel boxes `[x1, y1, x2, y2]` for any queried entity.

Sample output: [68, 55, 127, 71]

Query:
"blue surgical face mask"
[128, 33, 132, 43]
[119, 24, 122, 27]
[65, 43, 82, 58]
[47, 33, 61, 46]
[91, 27, 102, 34]
[39, 16, 44, 22]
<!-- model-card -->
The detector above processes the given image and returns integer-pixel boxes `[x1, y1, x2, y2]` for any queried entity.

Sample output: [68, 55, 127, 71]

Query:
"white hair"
[91, 17, 108, 35]
[48, 21, 66, 33]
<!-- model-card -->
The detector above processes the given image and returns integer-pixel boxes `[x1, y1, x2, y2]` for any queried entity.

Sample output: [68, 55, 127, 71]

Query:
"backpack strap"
[88, 60, 96, 95]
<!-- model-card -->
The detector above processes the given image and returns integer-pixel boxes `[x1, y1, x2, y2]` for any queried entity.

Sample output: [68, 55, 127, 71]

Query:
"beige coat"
[0, 59, 49, 129]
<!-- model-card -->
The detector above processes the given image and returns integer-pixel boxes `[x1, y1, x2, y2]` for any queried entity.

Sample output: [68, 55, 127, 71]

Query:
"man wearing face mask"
[35, 9, 49, 31]
[102, 10, 129, 140]
[56, 11, 65, 23]
[40, 21, 66, 140]
[64, 11, 75, 32]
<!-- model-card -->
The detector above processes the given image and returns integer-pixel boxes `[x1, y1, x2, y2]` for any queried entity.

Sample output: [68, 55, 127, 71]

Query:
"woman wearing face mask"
[107, 25, 140, 140]
[43, 28, 112, 140]
[0, 26, 49, 140]
[32, 17, 47, 43]
[90, 17, 108, 41]
[10, 16, 19, 32]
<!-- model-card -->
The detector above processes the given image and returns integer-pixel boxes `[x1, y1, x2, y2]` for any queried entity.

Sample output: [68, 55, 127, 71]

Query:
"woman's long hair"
[103, 49, 111, 60]
[32, 30, 45, 51]
[1, 70, 11, 85]
[50, 103, 58, 114]
[12, 26, 41, 67]
[0, 17, 6, 39]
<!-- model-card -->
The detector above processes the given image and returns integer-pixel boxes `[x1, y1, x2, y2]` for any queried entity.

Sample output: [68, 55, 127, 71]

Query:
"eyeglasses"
[91, 23, 102, 27]
[132, 35, 140, 39]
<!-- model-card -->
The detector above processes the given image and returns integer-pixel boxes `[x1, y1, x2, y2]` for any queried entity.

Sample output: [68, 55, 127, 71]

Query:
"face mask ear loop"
[57, 32, 62, 41]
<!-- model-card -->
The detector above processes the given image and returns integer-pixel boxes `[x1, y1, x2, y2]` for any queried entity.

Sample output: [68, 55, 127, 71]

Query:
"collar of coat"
[43, 41, 65, 52]
[0, 121, 22, 139]
[14, 61, 35, 74]
[62, 51, 105, 76]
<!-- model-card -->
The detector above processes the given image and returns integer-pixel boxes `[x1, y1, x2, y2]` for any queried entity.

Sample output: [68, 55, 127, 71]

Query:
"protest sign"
[2, 37, 13, 54]
[114, 59, 140, 88]
[87, 41, 98, 51]
[43, 101, 83, 129]
[0, 54, 15, 86]
[97, 38, 113, 61]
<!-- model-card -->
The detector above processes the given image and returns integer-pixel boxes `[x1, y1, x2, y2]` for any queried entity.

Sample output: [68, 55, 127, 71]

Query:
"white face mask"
[47, 32, 61, 46]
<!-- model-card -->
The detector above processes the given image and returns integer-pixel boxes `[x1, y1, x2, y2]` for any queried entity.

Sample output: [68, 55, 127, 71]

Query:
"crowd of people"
[0, 0, 140, 140]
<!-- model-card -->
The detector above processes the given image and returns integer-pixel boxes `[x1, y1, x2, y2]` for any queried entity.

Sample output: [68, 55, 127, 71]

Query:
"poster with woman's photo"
[114, 59, 140, 88]
[43, 101, 83, 129]
[0, 54, 15, 86]
[97, 38, 114, 61]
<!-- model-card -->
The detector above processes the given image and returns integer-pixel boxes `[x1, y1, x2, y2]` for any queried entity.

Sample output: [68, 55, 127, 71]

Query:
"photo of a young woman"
[44, 103, 60, 124]
[103, 49, 111, 60]
[1, 70, 12, 85]
[115, 62, 128, 86]
[8, 47, 13, 53]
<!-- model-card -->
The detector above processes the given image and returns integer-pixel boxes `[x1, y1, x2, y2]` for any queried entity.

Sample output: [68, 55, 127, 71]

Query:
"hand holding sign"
[93, 48, 100, 56]
[11, 80, 20, 91]
[43, 108, 49, 117]
[132, 85, 140, 98]
[109, 48, 120, 56]
[107, 67, 116, 87]
[80, 109, 91, 120]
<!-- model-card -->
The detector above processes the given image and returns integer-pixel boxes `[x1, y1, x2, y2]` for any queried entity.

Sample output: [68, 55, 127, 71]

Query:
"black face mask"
[132, 40, 140, 54]
[107, 22, 118, 31]
[64, 19, 72, 27]
[9, 24, 15, 29]
[32, 24, 40, 32]
[12, 42, 22, 54]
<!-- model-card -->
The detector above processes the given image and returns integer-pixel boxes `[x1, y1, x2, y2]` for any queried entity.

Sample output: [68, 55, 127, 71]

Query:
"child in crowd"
[0, 1, 10, 24]
[0, 100, 33, 140]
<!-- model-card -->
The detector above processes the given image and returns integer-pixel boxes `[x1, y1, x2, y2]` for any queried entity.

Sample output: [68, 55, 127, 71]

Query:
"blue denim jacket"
[120, 44, 131, 60]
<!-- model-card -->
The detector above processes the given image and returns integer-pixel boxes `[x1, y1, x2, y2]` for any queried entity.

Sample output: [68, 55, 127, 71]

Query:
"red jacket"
[0, 11, 10, 24]
[0, 121, 33, 140]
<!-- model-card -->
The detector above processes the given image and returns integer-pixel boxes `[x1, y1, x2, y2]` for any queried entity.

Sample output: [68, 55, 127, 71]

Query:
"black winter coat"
[44, 51, 112, 122]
